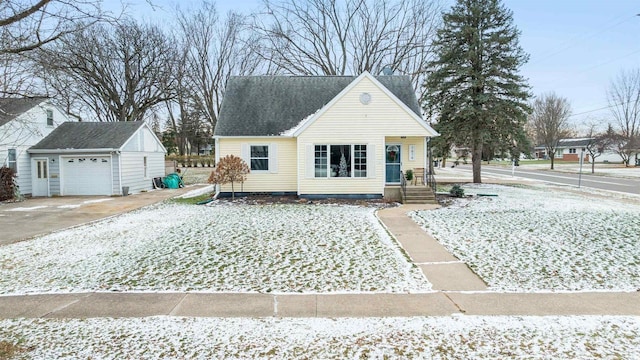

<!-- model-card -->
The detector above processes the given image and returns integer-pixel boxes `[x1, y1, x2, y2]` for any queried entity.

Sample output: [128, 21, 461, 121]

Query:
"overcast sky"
[122, 0, 640, 133]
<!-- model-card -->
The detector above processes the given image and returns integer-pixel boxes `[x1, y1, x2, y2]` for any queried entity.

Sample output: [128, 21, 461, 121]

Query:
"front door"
[31, 158, 49, 196]
[385, 144, 401, 183]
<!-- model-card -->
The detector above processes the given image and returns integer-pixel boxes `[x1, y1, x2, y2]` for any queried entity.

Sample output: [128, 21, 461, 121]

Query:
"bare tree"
[530, 92, 572, 170]
[607, 69, 640, 166]
[40, 19, 178, 122]
[0, 0, 104, 55]
[583, 122, 612, 173]
[253, 0, 442, 94]
[177, 2, 262, 130]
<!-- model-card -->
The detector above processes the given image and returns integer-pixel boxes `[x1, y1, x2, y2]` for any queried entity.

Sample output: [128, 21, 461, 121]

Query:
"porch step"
[402, 187, 437, 204]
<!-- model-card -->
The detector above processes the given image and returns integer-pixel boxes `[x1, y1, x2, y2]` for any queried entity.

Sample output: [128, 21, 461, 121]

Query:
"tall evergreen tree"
[423, 0, 531, 183]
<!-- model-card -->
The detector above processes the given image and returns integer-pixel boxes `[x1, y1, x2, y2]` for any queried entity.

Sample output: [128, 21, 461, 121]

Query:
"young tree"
[583, 122, 611, 173]
[208, 155, 250, 200]
[607, 69, 640, 166]
[530, 92, 572, 170]
[423, 0, 531, 183]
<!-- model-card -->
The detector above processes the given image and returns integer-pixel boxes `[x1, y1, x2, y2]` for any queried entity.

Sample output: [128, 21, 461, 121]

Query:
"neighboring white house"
[28, 121, 166, 196]
[214, 72, 439, 199]
[534, 138, 631, 163]
[0, 97, 70, 196]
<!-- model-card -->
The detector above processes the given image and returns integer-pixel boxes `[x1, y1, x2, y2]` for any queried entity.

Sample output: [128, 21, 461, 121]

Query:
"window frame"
[249, 144, 270, 172]
[313, 144, 367, 179]
[7, 148, 17, 172]
[46, 109, 54, 126]
[143, 156, 148, 178]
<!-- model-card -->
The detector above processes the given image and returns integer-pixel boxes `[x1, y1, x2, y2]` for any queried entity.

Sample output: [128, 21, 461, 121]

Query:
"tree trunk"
[550, 155, 555, 170]
[591, 160, 595, 174]
[471, 140, 482, 183]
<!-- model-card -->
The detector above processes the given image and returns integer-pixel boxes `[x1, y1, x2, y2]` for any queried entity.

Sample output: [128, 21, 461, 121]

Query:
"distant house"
[534, 138, 593, 162]
[0, 97, 70, 196]
[28, 121, 166, 196]
[534, 138, 628, 163]
[213, 72, 439, 199]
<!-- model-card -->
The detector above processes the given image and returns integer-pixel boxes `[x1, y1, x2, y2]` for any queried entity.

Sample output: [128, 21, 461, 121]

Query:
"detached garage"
[28, 121, 166, 196]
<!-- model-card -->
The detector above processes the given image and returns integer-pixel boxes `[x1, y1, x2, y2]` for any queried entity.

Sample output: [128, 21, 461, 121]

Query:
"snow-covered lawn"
[0, 203, 429, 294]
[1, 316, 638, 359]
[411, 184, 640, 291]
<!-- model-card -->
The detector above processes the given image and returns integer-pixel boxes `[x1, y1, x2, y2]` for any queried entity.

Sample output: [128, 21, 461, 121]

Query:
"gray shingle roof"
[535, 138, 594, 149]
[215, 75, 422, 136]
[30, 121, 144, 150]
[0, 97, 49, 127]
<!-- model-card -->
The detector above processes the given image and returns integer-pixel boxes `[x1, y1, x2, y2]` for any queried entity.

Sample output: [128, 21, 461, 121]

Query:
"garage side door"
[62, 156, 112, 195]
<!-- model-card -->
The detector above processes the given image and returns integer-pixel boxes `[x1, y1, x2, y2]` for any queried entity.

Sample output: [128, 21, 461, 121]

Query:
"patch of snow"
[82, 198, 113, 204]
[57, 204, 81, 209]
[6, 205, 48, 212]
[0, 203, 429, 294]
[0, 316, 638, 358]
[279, 109, 321, 136]
[411, 184, 640, 291]
[176, 185, 215, 199]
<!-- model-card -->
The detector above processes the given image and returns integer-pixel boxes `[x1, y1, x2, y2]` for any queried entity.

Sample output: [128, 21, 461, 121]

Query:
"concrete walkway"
[1, 201, 639, 319]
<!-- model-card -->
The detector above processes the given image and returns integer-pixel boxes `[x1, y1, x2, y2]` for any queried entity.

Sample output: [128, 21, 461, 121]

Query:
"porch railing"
[400, 170, 407, 200]
[425, 170, 436, 193]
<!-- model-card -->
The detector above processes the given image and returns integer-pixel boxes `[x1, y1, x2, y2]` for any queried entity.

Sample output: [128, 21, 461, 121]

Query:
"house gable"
[214, 73, 431, 138]
[121, 123, 166, 153]
[293, 72, 438, 138]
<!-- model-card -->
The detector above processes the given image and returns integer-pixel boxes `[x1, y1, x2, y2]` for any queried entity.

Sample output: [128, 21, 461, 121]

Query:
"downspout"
[214, 137, 220, 197]
[117, 151, 122, 195]
[424, 137, 428, 183]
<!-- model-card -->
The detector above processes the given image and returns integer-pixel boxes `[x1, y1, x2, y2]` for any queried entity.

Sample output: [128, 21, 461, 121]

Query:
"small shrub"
[449, 184, 465, 198]
[0, 166, 16, 201]
[405, 169, 414, 181]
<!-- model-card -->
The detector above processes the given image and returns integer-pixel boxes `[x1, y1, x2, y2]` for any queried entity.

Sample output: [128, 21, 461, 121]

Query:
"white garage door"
[62, 156, 112, 195]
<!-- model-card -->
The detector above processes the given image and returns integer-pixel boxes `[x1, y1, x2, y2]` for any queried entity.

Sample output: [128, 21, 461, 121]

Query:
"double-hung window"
[7, 149, 17, 172]
[46, 109, 54, 126]
[314, 144, 367, 178]
[250, 145, 269, 171]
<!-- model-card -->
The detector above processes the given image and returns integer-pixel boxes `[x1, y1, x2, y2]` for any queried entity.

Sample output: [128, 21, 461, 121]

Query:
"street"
[452, 164, 640, 195]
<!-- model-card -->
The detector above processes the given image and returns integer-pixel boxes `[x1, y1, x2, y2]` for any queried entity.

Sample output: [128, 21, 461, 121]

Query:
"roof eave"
[27, 148, 119, 154]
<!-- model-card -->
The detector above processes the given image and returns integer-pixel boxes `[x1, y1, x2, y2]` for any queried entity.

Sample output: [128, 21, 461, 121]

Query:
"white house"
[28, 121, 166, 196]
[0, 97, 70, 196]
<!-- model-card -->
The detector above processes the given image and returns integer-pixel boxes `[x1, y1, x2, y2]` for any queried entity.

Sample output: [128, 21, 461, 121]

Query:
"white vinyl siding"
[120, 152, 164, 194]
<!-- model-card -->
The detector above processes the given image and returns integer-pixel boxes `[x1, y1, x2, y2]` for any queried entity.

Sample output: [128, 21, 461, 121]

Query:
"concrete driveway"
[0, 186, 206, 246]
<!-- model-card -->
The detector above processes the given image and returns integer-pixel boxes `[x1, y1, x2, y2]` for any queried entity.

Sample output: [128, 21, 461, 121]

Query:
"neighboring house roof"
[29, 121, 145, 151]
[534, 138, 594, 150]
[215, 74, 422, 137]
[0, 97, 49, 127]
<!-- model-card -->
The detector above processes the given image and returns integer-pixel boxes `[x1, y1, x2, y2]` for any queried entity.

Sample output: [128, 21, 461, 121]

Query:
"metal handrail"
[426, 170, 436, 193]
[400, 170, 407, 200]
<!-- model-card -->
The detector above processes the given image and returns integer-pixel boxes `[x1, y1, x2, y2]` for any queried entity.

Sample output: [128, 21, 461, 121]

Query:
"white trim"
[59, 154, 114, 196]
[119, 122, 167, 153]
[385, 142, 402, 185]
[214, 138, 220, 193]
[213, 135, 292, 139]
[29, 148, 116, 154]
[293, 71, 440, 137]
[310, 143, 370, 179]
[248, 144, 270, 173]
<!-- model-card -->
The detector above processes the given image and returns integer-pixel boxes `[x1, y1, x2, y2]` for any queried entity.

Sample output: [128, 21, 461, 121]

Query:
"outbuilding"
[28, 121, 166, 196]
